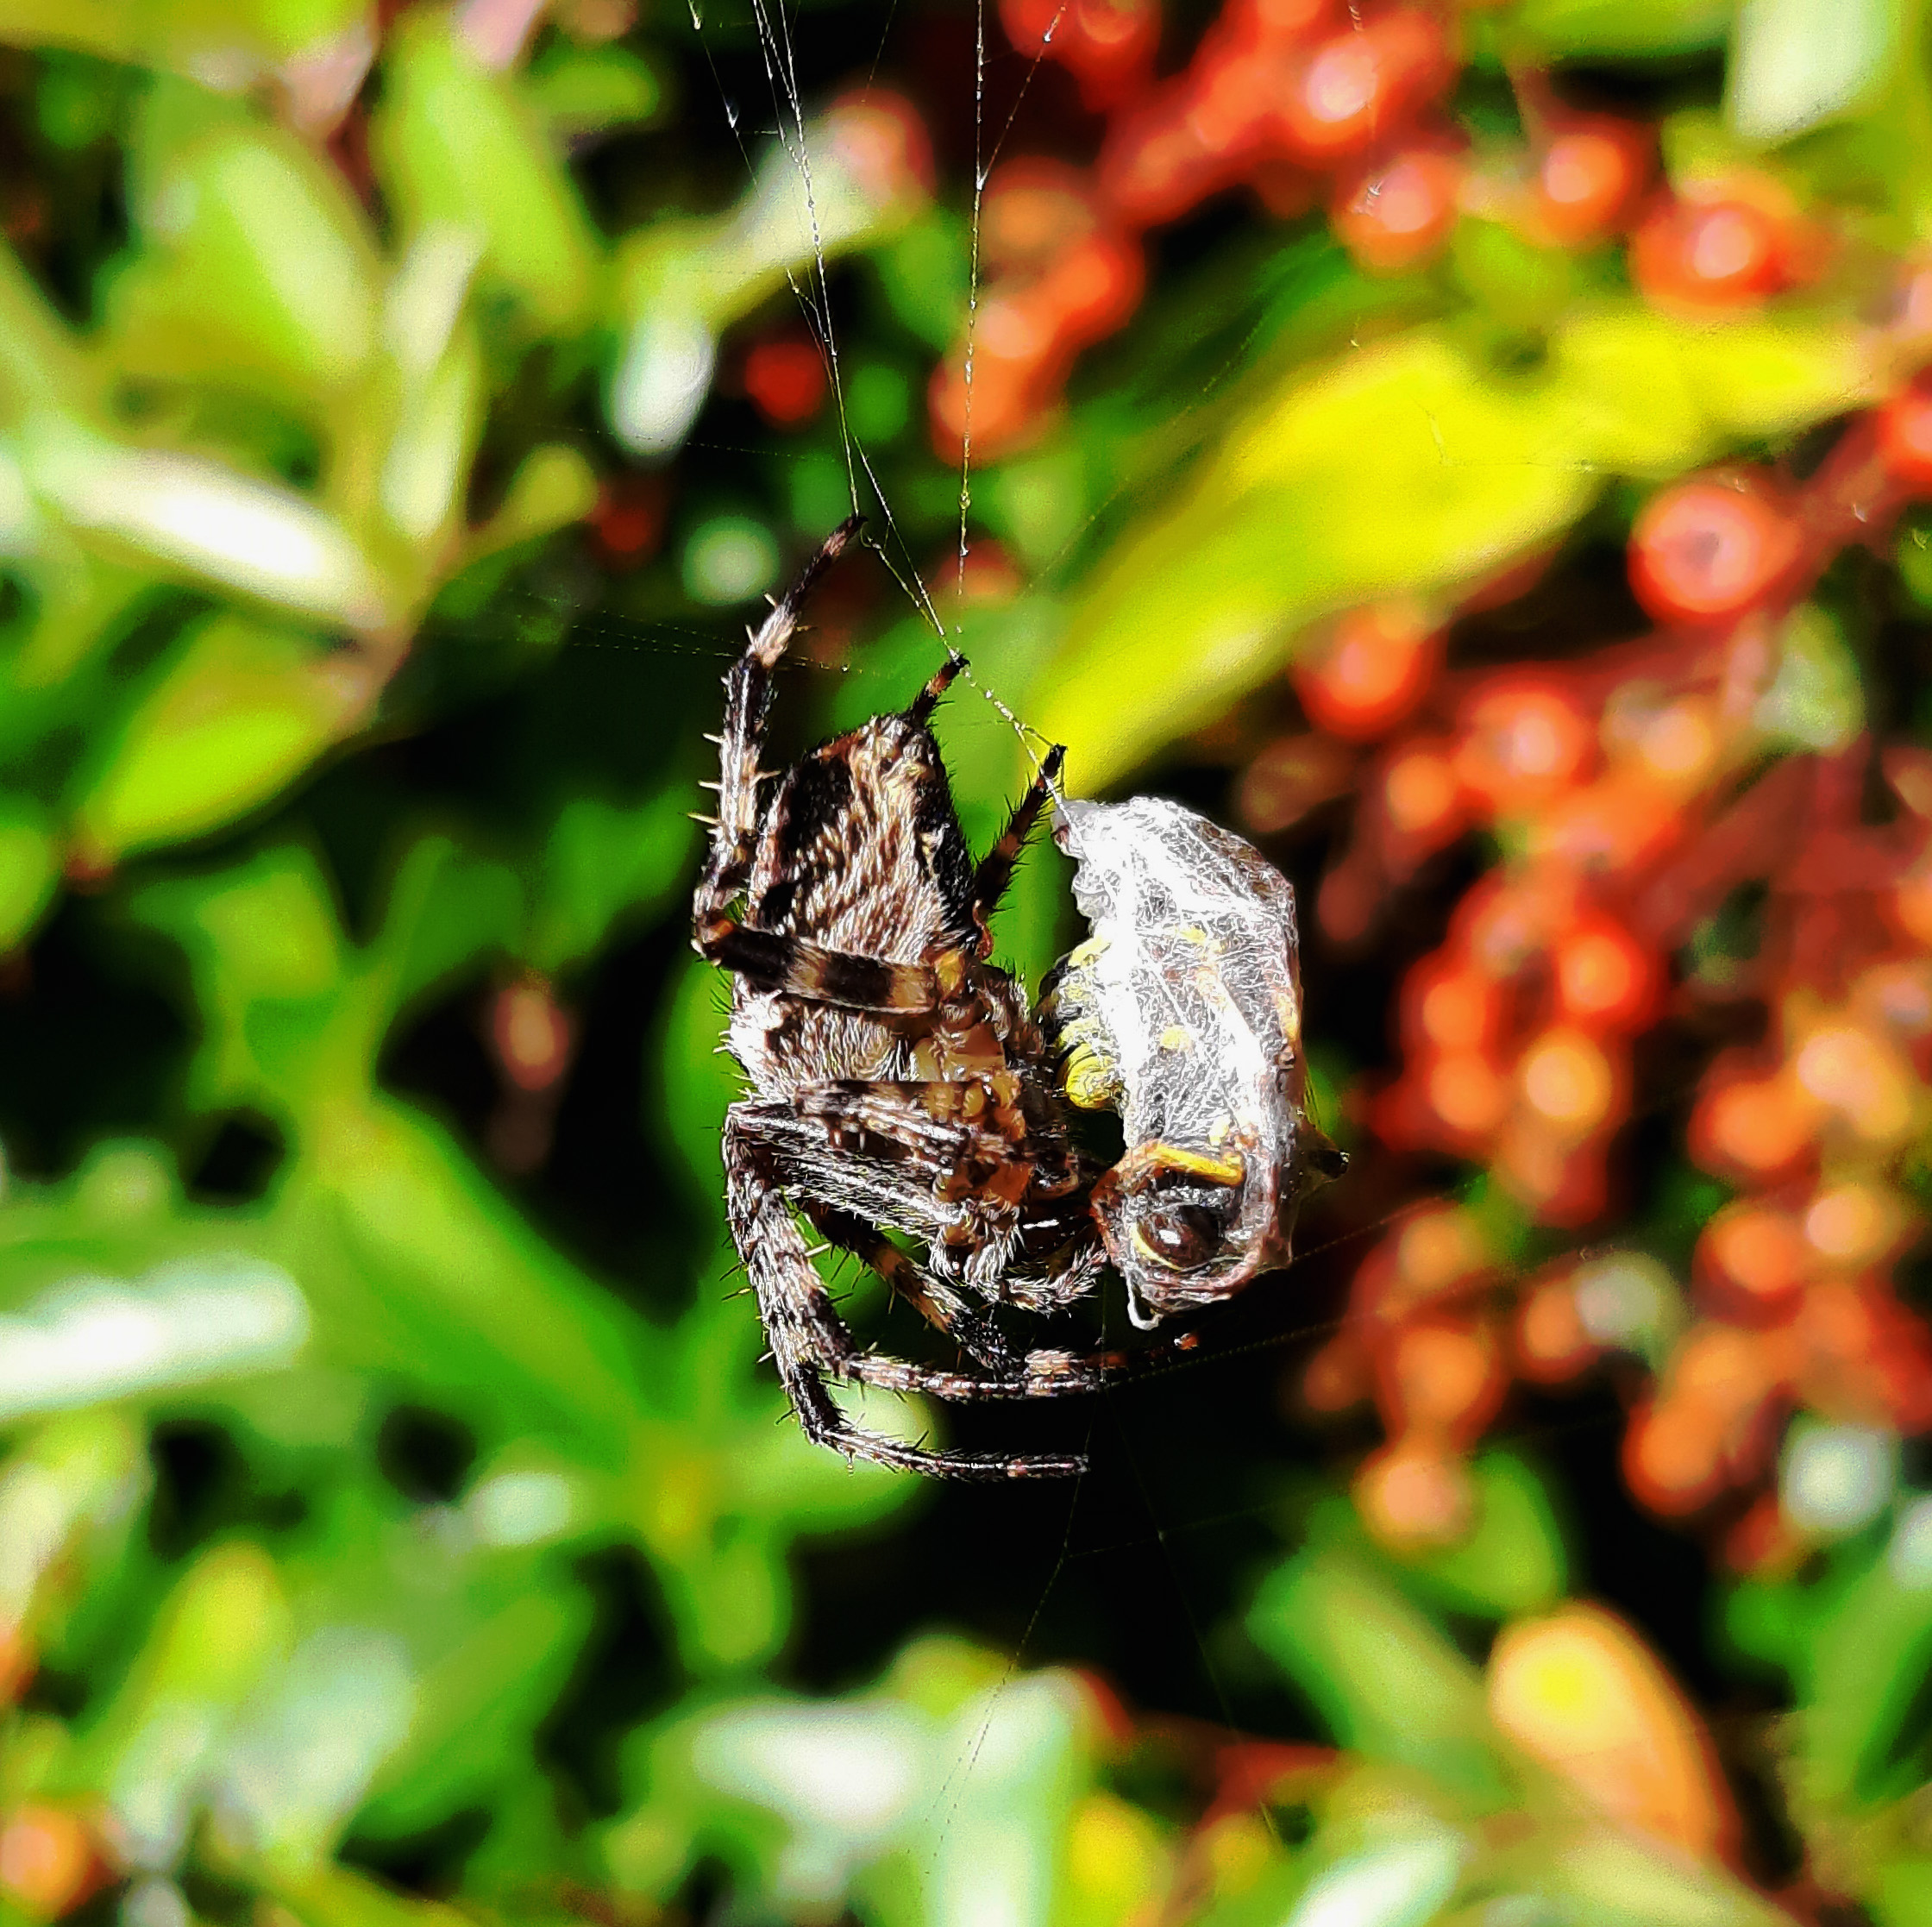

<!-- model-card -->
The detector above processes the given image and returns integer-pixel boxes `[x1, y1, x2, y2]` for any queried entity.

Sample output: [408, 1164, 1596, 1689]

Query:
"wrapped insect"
[1046, 796, 1346, 1328]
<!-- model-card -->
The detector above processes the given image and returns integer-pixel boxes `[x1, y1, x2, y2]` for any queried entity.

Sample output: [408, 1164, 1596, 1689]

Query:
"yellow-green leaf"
[1038, 304, 1872, 791]
[73, 613, 367, 862]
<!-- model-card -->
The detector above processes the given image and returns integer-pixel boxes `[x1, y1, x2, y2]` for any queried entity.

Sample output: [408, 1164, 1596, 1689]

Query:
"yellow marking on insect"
[1158, 1024, 1193, 1052]
[1119, 1142, 1245, 1188]
[1063, 1039, 1124, 1111]
[1208, 1115, 1234, 1146]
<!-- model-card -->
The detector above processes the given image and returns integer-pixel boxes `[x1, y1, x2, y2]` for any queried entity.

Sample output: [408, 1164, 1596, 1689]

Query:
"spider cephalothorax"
[692, 520, 1341, 1478]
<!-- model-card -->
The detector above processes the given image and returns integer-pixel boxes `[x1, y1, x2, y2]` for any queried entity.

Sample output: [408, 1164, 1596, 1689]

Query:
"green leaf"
[1382, 1453, 1570, 1621]
[524, 41, 669, 141]
[526, 787, 698, 975]
[371, 13, 601, 333]
[1506, 0, 1736, 57]
[0, 796, 56, 948]
[1037, 304, 1872, 791]
[72, 612, 365, 863]
[20, 417, 392, 627]
[106, 101, 380, 404]
[1788, 1503, 1932, 1809]
[1247, 1549, 1513, 1805]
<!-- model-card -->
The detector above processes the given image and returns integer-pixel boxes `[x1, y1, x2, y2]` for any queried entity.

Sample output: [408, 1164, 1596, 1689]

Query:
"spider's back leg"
[725, 1105, 1087, 1478]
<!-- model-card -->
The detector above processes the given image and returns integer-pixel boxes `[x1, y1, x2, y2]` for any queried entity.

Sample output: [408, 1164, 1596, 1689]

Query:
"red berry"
[1099, 96, 1241, 225]
[1534, 119, 1647, 248]
[743, 336, 826, 427]
[1000, 0, 1159, 108]
[1552, 914, 1657, 1033]
[1331, 148, 1462, 273]
[1453, 679, 1593, 812]
[1630, 191, 1806, 308]
[1878, 378, 1932, 493]
[1628, 475, 1802, 623]
[1294, 601, 1439, 737]
[1274, 11, 1452, 164]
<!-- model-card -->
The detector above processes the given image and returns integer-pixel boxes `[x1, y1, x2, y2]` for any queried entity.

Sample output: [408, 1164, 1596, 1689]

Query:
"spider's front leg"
[691, 514, 863, 945]
[724, 1106, 1087, 1479]
[801, 1202, 1169, 1402]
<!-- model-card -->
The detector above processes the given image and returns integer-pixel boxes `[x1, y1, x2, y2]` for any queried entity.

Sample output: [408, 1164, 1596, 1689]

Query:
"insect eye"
[1136, 1202, 1224, 1271]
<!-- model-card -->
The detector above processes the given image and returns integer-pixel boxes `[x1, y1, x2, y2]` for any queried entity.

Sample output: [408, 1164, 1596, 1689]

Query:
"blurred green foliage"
[2, 1, 1932, 1925]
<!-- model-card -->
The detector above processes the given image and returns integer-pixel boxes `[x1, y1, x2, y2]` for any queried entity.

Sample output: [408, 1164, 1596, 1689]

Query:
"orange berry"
[1792, 1022, 1917, 1144]
[1038, 233, 1145, 343]
[1877, 379, 1932, 493]
[826, 90, 935, 203]
[1355, 1435, 1474, 1547]
[1383, 1318, 1502, 1436]
[1454, 680, 1594, 812]
[1293, 602, 1439, 738]
[1381, 742, 1463, 840]
[1331, 149, 1463, 274]
[1625, 1396, 1726, 1514]
[1628, 475, 1802, 624]
[1425, 1049, 1510, 1138]
[1392, 1202, 1490, 1298]
[1098, 98, 1236, 225]
[0, 1808, 97, 1918]
[1691, 1070, 1819, 1179]
[1407, 955, 1502, 1052]
[1515, 1277, 1596, 1382]
[1534, 120, 1648, 247]
[1552, 916, 1657, 1032]
[1519, 1026, 1619, 1135]
[1803, 1182, 1904, 1269]
[1631, 194, 1795, 308]
[1698, 1204, 1808, 1311]
[1274, 11, 1452, 162]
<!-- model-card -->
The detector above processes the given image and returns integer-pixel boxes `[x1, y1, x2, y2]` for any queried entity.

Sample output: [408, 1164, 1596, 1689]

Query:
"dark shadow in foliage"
[147, 1421, 307, 1561]
[538, 1547, 684, 1821]
[375, 1405, 480, 1506]
[0, 896, 186, 1180]
[185, 1110, 287, 1204]
[341, 1805, 492, 1900]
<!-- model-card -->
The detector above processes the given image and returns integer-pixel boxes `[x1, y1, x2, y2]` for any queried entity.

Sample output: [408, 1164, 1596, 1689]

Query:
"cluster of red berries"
[913, 0, 1850, 456]
[1283, 360, 1932, 1560]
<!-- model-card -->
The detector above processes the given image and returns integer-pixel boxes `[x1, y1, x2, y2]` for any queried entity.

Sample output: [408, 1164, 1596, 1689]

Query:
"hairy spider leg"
[802, 1202, 1195, 1402]
[693, 513, 864, 939]
[906, 650, 968, 725]
[967, 743, 1067, 956]
[725, 1108, 1086, 1478]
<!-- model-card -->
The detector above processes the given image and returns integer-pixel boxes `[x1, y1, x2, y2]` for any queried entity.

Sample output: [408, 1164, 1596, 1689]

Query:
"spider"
[692, 518, 1334, 1478]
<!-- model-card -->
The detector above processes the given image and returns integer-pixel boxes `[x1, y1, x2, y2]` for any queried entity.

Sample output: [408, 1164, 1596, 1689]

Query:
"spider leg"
[800, 1202, 1159, 1400]
[967, 744, 1067, 953]
[692, 515, 863, 939]
[796, 1199, 1014, 1368]
[906, 650, 967, 725]
[725, 1105, 1085, 1478]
